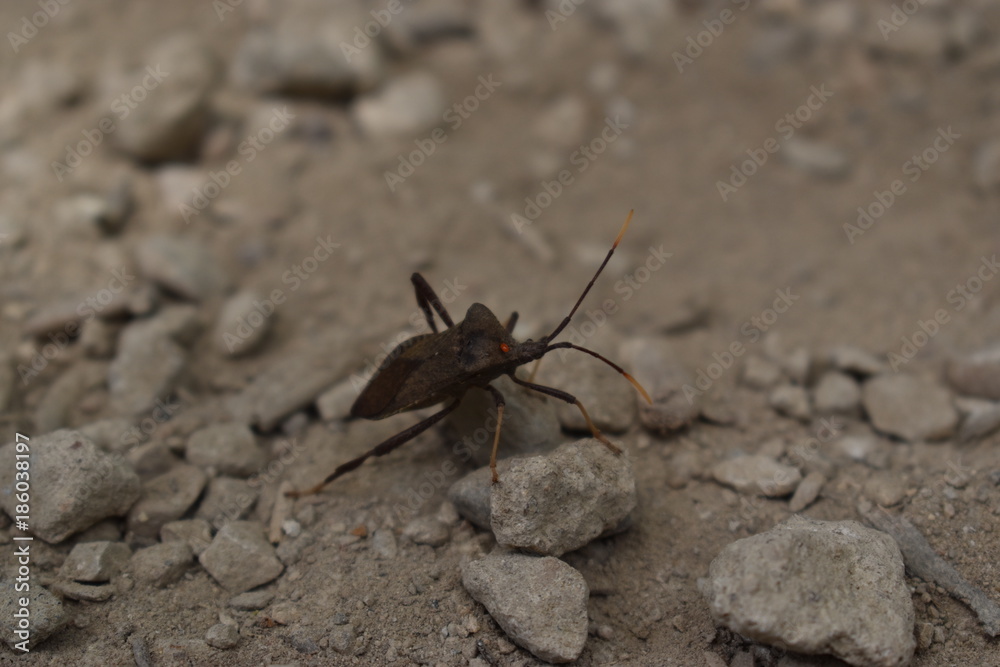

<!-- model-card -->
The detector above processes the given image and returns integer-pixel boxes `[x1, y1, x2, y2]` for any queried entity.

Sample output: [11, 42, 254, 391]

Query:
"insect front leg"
[411, 272, 455, 333]
[508, 374, 621, 455]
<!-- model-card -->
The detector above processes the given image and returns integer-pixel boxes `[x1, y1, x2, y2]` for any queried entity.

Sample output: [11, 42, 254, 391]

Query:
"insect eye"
[500, 343, 510, 353]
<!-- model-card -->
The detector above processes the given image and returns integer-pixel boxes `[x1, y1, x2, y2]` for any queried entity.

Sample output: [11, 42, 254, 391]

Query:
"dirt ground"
[1, 0, 1000, 665]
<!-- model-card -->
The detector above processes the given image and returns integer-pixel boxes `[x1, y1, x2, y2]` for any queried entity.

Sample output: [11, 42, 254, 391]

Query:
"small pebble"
[863, 471, 907, 507]
[186, 423, 265, 478]
[769, 384, 812, 421]
[205, 623, 239, 650]
[462, 549, 588, 664]
[947, 346, 1000, 400]
[813, 371, 861, 414]
[49, 580, 116, 603]
[862, 374, 958, 441]
[194, 477, 259, 529]
[130, 541, 194, 588]
[199, 521, 284, 593]
[107, 319, 186, 417]
[403, 516, 450, 547]
[372, 529, 398, 560]
[160, 519, 214, 556]
[830, 346, 886, 376]
[713, 455, 802, 497]
[742, 355, 784, 389]
[229, 590, 275, 611]
[135, 235, 231, 302]
[788, 471, 825, 513]
[780, 137, 852, 179]
[0, 582, 68, 649]
[329, 624, 356, 654]
[60, 541, 131, 582]
[214, 290, 274, 357]
[126, 464, 208, 538]
[354, 71, 445, 138]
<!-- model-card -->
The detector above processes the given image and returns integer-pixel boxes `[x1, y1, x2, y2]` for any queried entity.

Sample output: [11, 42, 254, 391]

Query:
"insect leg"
[508, 374, 621, 455]
[286, 398, 463, 497]
[503, 311, 518, 333]
[485, 384, 506, 484]
[411, 272, 455, 333]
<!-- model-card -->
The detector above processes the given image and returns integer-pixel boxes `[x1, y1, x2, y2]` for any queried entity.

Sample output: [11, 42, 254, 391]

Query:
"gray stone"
[78, 318, 117, 358]
[214, 290, 273, 357]
[769, 385, 812, 421]
[830, 345, 886, 377]
[229, 589, 274, 610]
[742, 355, 784, 389]
[490, 438, 636, 556]
[947, 346, 1000, 400]
[862, 375, 958, 441]
[372, 529, 398, 560]
[781, 138, 852, 179]
[788, 472, 825, 513]
[230, 3, 384, 98]
[126, 464, 207, 538]
[973, 140, 1000, 192]
[206, 622, 240, 649]
[354, 71, 445, 138]
[863, 471, 907, 507]
[113, 33, 218, 161]
[713, 455, 802, 497]
[462, 549, 588, 663]
[0, 581, 68, 650]
[135, 235, 231, 302]
[33, 361, 106, 433]
[0, 353, 14, 414]
[199, 521, 284, 593]
[130, 541, 194, 588]
[619, 338, 699, 434]
[49, 580, 116, 602]
[704, 515, 915, 667]
[402, 516, 450, 547]
[161, 519, 214, 556]
[194, 476, 258, 529]
[813, 371, 861, 414]
[78, 418, 134, 452]
[448, 460, 513, 530]
[957, 400, 1000, 442]
[108, 319, 186, 417]
[329, 624, 356, 654]
[445, 375, 562, 469]
[315, 377, 358, 422]
[186, 423, 265, 477]
[0, 430, 140, 543]
[60, 541, 131, 582]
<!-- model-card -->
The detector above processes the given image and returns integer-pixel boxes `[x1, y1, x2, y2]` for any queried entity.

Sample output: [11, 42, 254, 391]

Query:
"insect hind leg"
[508, 374, 621, 455]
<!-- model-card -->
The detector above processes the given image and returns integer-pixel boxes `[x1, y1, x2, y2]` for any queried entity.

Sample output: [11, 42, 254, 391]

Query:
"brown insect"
[287, 210, 650, 497]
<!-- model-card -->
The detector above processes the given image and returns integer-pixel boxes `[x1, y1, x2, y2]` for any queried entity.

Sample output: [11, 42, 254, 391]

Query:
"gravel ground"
[1, 1, 1000, 665]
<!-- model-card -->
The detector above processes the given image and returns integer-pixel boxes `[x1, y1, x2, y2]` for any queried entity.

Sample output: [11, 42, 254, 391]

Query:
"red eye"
[500, 343, 510, 353]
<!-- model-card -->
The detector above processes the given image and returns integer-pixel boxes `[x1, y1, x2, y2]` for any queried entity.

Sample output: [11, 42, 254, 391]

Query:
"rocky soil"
[1, 0, 1000, 665]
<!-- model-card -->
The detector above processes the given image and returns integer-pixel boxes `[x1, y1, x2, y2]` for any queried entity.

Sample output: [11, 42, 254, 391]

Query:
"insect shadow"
[288, 210, 650, 497]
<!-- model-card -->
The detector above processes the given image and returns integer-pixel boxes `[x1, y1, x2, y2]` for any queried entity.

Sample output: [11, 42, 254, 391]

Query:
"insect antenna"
[546, 341, 652, 404]
[543, 209, 634, 344]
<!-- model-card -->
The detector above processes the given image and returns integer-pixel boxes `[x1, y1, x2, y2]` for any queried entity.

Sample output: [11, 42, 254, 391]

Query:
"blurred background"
[2, 0, 1000, 664]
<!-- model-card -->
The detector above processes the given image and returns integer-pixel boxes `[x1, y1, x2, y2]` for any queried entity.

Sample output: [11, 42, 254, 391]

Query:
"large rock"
[704, 515, 915, 667]
[490, 438, 635, 556]
[862, 374, 957, 441]
[462, 549, 588, 663]
[0, 581, 69, 650]
[0, 430, 140, 543]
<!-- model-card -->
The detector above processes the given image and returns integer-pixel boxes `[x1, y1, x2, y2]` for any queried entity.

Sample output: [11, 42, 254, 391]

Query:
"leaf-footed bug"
[287, 210, 651, 497]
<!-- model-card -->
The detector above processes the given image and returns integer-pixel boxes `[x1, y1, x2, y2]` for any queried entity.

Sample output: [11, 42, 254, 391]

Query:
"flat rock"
[947, 346, 1000, 400]
[130, 541, 194, 588]
[490, 438, 636, 556]
[462, 549, 588, 663]
[862, 374, 958, 441]
[445, 375, 562, 469]
[704, 515, 915, 667]
[113, 33, 218, 161]
[813, 371, 861, 414]
[126, 464, 207, 538]
[60, 541, 131, 582]
[186, 423, 265, 478]
[0, 430, 140, 543]
[713, 455, 801, 497]
[0, 581, 68, 650]
[199, 521, 284, 593]
[135, 235, 231, 302]
[830, 346, 886, 376]
[49, 580, 116, 603]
